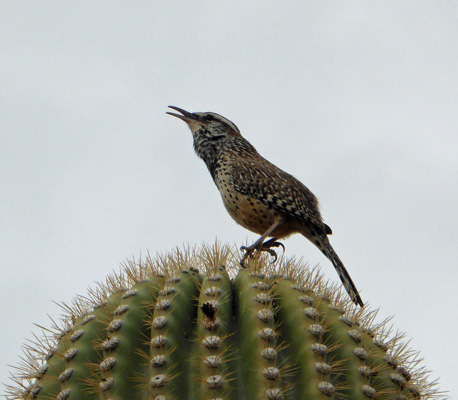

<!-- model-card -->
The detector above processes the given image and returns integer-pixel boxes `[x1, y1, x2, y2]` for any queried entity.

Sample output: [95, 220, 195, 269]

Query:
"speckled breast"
[213, 169, 280, 236]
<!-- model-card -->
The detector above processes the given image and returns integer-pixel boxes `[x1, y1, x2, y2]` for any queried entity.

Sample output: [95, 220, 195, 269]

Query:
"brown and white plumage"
[167, 106, 364, 307]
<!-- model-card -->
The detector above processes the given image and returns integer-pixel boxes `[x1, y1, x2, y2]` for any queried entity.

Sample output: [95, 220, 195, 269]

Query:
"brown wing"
[231, 157, 326, 230]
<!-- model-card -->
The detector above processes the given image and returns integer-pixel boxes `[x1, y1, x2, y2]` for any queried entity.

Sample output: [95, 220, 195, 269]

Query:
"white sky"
[1, 2, 457, 397]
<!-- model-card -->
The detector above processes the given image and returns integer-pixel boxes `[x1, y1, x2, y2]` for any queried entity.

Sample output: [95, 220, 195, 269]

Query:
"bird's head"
[167, 106, 240, 139]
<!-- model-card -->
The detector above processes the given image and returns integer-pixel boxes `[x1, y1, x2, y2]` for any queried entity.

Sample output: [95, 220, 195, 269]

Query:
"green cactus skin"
[6, 244, 443, 400]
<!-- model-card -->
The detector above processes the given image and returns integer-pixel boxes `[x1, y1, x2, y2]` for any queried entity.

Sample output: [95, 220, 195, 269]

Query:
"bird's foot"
[240, 239, 285, 267]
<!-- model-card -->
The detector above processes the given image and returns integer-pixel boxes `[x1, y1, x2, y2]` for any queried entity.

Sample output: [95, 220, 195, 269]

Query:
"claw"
[269, 241, 285, 252]
[266, 248, 278, 263]
[239, 240, 285, 266]
[239, 245, 253, 267]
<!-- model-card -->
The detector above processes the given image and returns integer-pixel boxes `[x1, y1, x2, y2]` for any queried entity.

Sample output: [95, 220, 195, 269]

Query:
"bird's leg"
[240, 220, 282, 266]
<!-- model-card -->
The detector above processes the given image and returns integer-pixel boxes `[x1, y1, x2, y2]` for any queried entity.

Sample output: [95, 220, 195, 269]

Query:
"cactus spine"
[6, 244, 442, 399]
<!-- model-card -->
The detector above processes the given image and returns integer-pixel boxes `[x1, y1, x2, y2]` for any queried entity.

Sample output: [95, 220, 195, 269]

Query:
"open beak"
[166, 106, 198, 124]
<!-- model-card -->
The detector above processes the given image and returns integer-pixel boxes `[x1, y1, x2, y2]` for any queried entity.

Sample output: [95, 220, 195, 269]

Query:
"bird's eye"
[205, 115, 214, 121]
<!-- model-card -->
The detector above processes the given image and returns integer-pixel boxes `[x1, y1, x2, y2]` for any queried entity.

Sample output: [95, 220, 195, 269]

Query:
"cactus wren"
[167, 106, 364, 306]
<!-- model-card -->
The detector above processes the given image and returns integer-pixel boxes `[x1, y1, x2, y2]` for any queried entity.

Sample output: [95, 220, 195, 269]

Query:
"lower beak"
[166, 106, 197, 123]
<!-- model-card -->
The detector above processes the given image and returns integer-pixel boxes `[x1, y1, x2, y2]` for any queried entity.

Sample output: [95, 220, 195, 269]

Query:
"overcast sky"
[1, 2, 457, 397]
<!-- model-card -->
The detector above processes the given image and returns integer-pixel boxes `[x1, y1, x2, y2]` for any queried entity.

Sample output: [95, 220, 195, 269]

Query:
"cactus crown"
[5, 243, 445, 399]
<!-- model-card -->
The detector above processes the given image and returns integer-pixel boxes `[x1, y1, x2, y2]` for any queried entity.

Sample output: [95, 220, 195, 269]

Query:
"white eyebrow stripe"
[196, 112, 240, 133]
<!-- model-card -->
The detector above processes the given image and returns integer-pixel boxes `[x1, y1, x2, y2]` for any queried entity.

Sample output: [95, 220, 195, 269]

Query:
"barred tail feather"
[321, 240, 364, 307]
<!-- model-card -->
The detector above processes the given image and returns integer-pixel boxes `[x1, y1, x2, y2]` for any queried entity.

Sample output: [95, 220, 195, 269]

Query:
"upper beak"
[166, 106, 198, 123]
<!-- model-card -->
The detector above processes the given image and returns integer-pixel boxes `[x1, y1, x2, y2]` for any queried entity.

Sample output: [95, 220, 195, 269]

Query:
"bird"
[167, 106, 364, 307]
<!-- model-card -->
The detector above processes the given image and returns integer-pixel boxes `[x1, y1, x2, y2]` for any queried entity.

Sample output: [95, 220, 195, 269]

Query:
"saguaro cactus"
[6, 244, 442, 399]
